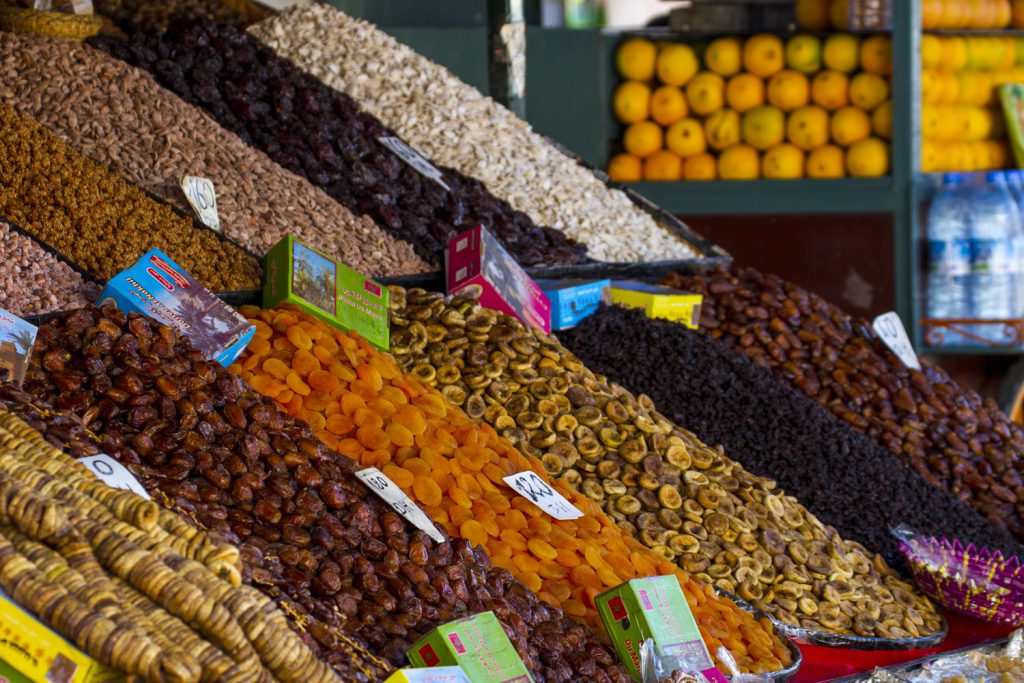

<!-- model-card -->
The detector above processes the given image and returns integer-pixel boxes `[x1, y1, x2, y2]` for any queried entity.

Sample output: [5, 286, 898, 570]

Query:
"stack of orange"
[231, 304, 794, 675]
[609, 32, 891, 182]
[920, 34, 1019, 172]
[797, 0, 1014, 30]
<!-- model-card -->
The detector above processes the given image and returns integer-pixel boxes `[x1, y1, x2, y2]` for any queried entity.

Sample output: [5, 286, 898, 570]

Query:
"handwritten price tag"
[356, 468, 445, 542]
[377, 136, 451, 191]
[179, 175, 221, 232]
[873, 311, 921, 370]
[503, 471, 583, 520]
[78, 455, 150, 500]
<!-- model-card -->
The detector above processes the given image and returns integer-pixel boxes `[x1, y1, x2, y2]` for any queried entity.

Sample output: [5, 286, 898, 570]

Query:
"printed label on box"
[0, 311, 36, 387]
[408, 612, 533, 683]
[378, 136, 451, 191]
[356, 468, 445, 542]
[384, 666, 471, 683]
[503, 471, 582, 520]
[98, 249, 255, 367]
[78, 455, 150, 500]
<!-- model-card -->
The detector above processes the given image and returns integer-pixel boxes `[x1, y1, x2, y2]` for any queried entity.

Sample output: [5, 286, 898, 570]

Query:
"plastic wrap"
[895, 524, 1024, 626]
[639, 639, 716, 683]
[862, 628, 1024, 682]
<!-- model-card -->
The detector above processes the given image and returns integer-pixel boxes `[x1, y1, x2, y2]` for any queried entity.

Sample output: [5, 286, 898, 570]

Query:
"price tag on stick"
[180, 175, 221, 232]
[377, 136, 451, 191]
[78, 454, 150, 499]
[872, 311, 921, 370]
[356, 468, 446, 542]
[504, 470, 583, 520]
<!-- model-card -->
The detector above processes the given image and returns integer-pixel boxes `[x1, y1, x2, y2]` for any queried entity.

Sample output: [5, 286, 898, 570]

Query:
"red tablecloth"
[791, 610, 1016, 682]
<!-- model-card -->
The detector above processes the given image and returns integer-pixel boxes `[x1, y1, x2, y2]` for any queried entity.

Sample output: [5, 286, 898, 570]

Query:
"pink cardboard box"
[446, 225, 551, 333]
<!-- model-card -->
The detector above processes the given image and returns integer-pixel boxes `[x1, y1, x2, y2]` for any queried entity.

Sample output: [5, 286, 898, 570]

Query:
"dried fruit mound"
[0, 221, 101, 317]
[389, 289, 946, 639]
[0, 33, 427, 278]
[664, 267, 1024, 542]
[22, 307, 632, 683]
[0, 403, 344, 683]
[250, 5, 699, 264]
[560, 305, 1024, 571]
[95, 0, 254, 31]
[0, 103, 261, 291]
[90, 22, 588, 268]
[233, 304, 793, 674]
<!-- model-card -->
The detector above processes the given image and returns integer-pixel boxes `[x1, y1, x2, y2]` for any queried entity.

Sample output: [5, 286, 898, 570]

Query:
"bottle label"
[971, 238, 1013, 273]
[928, 239, 970, 276]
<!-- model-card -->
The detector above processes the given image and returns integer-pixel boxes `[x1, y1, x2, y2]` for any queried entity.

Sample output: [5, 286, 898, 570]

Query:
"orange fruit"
[742, 34, 785, 78]
[607, 153, 643, 182]
[830, 106, 872, 146]
[616, 37, 657, 80]
[741, 105, 786, 150]
[848, 72, 889, 110]
[871, 100, 892, 139]
[657, 43, 700, 86]
[726, 73, 765, 112]
[811, 70, 850, 111]
[683, 152, 717, 180]
[685, 72, 725, 116]
[612, 81, 651, 124]
[650, 85, 688, 125]
[665, 118, 707, 157]
[767, 70, 810, 111]
[787, 105, 830, 150]
[795, 0, 831, 29]
[860, 35, 893, 75]
[762, 143, 805, 179]
[703, 109, 741, 151]
[823, 33, 860, 73]
[846, 137, 889, 176]
[807, 144, 846, 178]
[785, 34, 823, 74]
[718, 144, 760, 179]
[643, 150, 683, 180]
[705, 37, 743, 76]
[829, 0, 851, 29]
[623, 120, 663, 157]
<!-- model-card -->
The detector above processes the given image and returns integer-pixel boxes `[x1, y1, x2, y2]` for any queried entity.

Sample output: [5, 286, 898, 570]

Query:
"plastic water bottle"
[1004, 170, 1024, 316]
[925, 173, 971, 345]
[969, 171, 1018, 343]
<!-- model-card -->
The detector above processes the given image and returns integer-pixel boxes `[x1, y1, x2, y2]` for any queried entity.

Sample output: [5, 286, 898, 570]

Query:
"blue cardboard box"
[536, 279, 611, 330]
[98, 249, 255, 367]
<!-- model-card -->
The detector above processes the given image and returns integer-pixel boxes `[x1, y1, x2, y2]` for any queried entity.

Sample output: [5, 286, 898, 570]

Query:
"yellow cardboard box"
[610, 281, 703, 329]
[0, 590, 121, 683]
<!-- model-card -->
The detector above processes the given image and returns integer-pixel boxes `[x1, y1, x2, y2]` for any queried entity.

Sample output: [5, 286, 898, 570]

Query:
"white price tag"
[872, 311, 921, 370]
[503, 471, 583, 520]
[377, 136, 451, 192]
[179, 175, 221, 232]
[356, 468, 445, 542]
[78, 455, 150, 500]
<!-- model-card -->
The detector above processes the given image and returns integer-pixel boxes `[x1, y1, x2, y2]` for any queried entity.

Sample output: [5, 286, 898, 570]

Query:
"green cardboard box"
[264, 235, 390, 349]
[407, 611, 532, 683]
[596, 576, 722, 682]
[0, 658, 31, 683]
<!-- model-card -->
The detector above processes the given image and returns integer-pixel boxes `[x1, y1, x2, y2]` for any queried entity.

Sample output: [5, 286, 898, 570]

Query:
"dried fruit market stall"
[1, 1, 1024, 682]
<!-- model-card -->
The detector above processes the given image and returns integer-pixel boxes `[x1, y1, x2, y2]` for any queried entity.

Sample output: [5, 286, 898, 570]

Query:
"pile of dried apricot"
[232, 304, 792, 674]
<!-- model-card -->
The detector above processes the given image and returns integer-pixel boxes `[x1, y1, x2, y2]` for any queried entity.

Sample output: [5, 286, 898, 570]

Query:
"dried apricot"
[356, 425, 390, 450]
[527, 538, 558, 561]
[412, 478, 442, 507]
[292, 349, 321, 376]
[287, 325, 312, 350]
[262, 358, 290, 380]
[382, 465, 414, 488]
[308, 369, 339, 392]
[460, 519, 489, 547]
[286, 372, 311, 397]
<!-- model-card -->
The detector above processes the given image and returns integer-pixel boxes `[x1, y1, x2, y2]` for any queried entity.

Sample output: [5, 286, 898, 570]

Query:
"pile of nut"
[232, 304, 792, 675]
[0, 103, 261, 291]
[249, 5, 700, 264]
[23, 306, 635, 683]
[665, 267, 1024, 541]
[0, 402, 352, 683]
[0, 34, 427, 278]
[0, 221, 101, 316]
[388, 289, 945, 641]
[562, 305, 1024, 569]
[92, 22, 588, 267]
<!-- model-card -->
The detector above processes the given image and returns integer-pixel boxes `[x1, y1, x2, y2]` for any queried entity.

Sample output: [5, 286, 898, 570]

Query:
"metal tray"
[823, 637, 1009, 683]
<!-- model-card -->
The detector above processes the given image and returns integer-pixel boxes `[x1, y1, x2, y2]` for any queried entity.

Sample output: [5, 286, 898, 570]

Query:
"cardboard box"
[446, 226, 551, 334]
[0, 311, 36, 387]
[610, 281, 703, 329]
[407, 611, 533, 683]
[0, 590, 121, 683]
[535, 279, 611, 330]
[0, 658, 32, 683]
[384, 666, 471, 683]
[98, 249, 254, 367]
[596, 576, 723, 683]
[264, 236, 390, 350]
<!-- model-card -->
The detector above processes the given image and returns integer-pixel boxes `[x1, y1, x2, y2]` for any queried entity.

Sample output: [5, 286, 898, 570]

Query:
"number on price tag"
[78, 455, 150, 499]
[503, 471, 583, 520]
[377, 137, 451, 192]
[356, 468, 445, 542]
[872, 311, 921, 370]
[179, 176, 221, 232]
